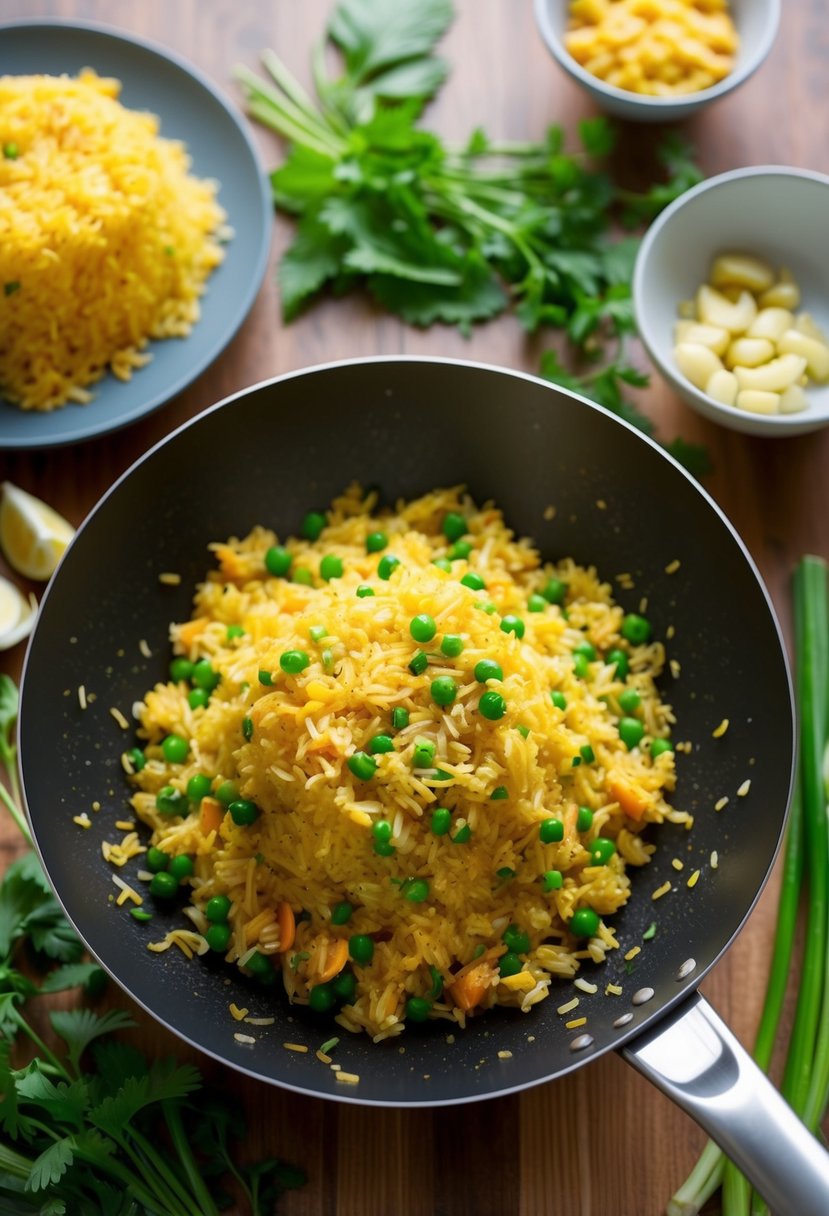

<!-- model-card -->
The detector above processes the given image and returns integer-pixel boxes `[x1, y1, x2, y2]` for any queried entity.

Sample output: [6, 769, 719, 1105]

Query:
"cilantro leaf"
[15, 1067, 88, 1130]
[369, 254, 505, 327]
[327, 0, 453, 84]
[49, 1010, 136, 1077]
[278, 216, 349, 321]
[87, 1059, 201, 1134]
[664, 437, 713, 477]
[38, 963, 105, 995]
[578, 115, 616, 158]
[25, 1137, 74, 1193]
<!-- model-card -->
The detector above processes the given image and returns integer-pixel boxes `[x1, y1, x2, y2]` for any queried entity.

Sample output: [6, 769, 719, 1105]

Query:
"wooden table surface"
[2, 2, 828, 1213]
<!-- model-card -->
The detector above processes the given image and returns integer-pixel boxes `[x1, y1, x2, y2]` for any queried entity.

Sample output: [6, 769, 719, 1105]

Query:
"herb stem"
[121, 1128, 207, 1216]
[667, 1141, 724, 1216]
[162, 1100, 222, 1216]
[0, 780, 30, 846]
[235, 66, 344, 158]
[0, 1142, 34, 1180]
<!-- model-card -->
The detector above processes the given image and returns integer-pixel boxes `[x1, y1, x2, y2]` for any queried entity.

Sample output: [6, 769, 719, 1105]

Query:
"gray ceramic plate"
[0, 19, 272, 450]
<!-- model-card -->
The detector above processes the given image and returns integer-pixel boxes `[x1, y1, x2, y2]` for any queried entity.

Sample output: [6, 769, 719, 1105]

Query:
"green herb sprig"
[235, 0, 707, 471]
[0, 674, 305, 1214]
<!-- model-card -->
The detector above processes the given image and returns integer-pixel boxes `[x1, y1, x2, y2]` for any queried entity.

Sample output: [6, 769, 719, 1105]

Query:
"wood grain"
[1, 2, 828, 1213]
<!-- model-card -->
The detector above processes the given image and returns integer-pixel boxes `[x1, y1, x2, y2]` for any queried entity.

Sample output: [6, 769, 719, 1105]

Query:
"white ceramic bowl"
[533, 0, 779, 123]
[633, 166, 829, 437]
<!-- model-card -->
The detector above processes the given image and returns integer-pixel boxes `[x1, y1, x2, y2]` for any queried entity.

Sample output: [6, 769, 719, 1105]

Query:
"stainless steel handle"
[623, 992, 829, 1216]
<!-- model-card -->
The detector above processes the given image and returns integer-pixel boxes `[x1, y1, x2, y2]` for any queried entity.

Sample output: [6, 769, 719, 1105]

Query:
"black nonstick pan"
[20, 358, 829, 1212]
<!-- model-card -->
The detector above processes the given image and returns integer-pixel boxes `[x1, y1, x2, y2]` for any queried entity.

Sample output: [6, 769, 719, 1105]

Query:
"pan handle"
[623, 991, 829, 1215]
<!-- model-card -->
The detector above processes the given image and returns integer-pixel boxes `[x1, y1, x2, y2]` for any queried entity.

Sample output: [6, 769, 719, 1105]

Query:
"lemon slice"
[0, 575, 37, 650]
[0, 482, 75, 581]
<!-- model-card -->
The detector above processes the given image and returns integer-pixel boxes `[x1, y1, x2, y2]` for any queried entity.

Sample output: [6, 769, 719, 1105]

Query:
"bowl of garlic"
[633, 166, 829, 436]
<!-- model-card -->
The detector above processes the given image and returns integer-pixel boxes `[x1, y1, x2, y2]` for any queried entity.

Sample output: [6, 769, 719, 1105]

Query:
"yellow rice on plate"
[0, 70, 227, 412]
[123, 486, 688, 1041]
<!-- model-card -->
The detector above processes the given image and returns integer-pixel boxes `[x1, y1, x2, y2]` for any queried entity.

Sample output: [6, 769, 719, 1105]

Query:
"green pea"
[451, 824, 472, 844]
[242, 717, 253, 742]
[356, 584, 375, 598]
[490, 786, 508, 800]
[540, 817, 564, 844]
[265, 545, 292, 577]
[246, 951, 275, 985]
[168, 855, 194, 881]
[589, 837, 616, 865]
[378, 555, 401, 580]
[229, 799, 260, 826]
[575, 640, 597, 661]
[606, 648, 629, 679]
[442, 512, 467, 542]
[440, 634, 464, 658]
[618, 688, 642, 714]
[479, 691, 506, 721]
[500, 615, 525, 639]
[474, 659, 503, 684]
[448, 539, 472, 561]
[402, 878, 430, 903]
[188, 688, 210, 710]
[193, 659, 220, 692]
[570, 907, 600, 938]
[503, 923, 530, 954]
[280, 649, 310, 675]
[301, 511, 326, 541]
[543, 869, 563, 892]
[308, 983, 336, 1013]
[460, 572, 485, 592]
[368, 734, 394, 755]
[431, 676, 457, 707]
[331, 901, 353, 925]
[580, 744, 595, 764]
[349, 934, 374, 966]
[619, 717, 645, 750]
[372, 820, 393, 846]
[206, 894, 232, 923]
[366, 531, 388, 553]
[573, 653, 590, 679]
[348, 751, 377, 781]
[392, 707, 409, 730]
[528, 594, 547, 613]
[410, 614, 437, 643]
[650, 737, 674, 759]
[309, 625, 327, 642]
[622, 613, 652, 645]
[432, 557, 452, 573]
[2, 142, 20, 160]
[332, 969, 357, 1003]
[169, 657, 194, 683]
[576, 806, 594, 832]
[146, 846, 169, 873]
[431, 807, 452, 835]
[206, 922, 232, 952]
[320, 554, 343, 581]
[226, 624, 245, 640]
[150, 871, 180, 899]
[413, 738, 436, 768]
[292, 567, 314, 586]
[498, 952, 523, 978]
[550, 691, 567, 711]
[215, 779, 239, 805]
[406, 996, 432, 1022]
[496, 867, 515, 884]
[542, 578, 567, 605]
[125, 747, 146, 772]
[156, 786, 186, 816]
[408, 651, 428, 676]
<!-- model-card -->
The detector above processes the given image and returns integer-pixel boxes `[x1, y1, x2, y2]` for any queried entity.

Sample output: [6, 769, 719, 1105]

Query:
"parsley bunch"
[0, 676, 304, 1215]
[236, 0, 708, 471]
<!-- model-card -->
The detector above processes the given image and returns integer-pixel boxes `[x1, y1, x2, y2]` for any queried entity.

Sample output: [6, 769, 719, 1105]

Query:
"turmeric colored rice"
[124, 486, 687, 1040]
[0, 70, 227, 411]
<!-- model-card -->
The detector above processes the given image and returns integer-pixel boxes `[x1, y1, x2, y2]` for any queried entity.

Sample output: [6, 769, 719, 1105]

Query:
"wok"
[20, 357, 829, 1212]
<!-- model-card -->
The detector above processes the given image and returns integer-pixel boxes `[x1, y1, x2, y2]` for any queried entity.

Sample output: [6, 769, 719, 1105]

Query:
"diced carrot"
[278, 901, 296, 953]
[199, 796, 224, 836]
[213, 544, 245, 580]
[608, 774, 650, 821]
[317, 938, 349, 984]
[177, 617, 209, 649]
[448, 960, 496, 1012]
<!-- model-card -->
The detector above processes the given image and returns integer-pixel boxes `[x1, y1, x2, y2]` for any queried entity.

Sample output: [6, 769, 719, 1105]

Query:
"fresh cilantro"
[236, 0, 708, 469]
[0, 677, 305, 1214]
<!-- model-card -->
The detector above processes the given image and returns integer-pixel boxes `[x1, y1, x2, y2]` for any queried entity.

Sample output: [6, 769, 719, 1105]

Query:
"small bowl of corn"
[533, 0, 779, 123]
[633, 166, 829, 436]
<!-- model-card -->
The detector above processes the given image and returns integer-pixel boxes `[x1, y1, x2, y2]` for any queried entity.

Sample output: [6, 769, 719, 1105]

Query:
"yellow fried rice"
[124, 485, 687, 1041]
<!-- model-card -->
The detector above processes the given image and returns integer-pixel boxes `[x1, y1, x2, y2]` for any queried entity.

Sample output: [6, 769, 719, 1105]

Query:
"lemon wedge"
[0, 575, 37, 650]
[0, 482, 75, 581]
